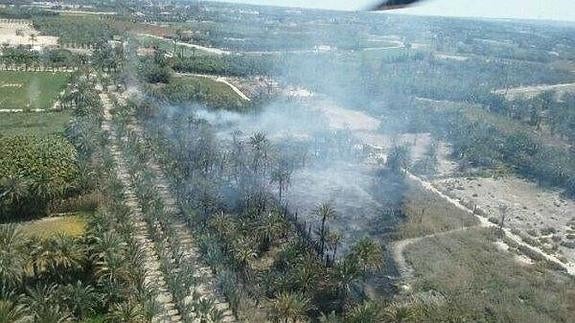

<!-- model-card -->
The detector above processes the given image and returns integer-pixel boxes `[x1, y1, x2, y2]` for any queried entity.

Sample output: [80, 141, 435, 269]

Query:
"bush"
[540, 227, 557, 235]
[140, 64, 172, 84]
[566, 177, 575, 198]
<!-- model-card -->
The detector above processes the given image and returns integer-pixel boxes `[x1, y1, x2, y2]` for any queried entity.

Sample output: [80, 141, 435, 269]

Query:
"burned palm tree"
[314, 202, 337, 256]
[326, 230, 343, 265]
[249, 132, 270, 175]
[271, 161, 293, 202]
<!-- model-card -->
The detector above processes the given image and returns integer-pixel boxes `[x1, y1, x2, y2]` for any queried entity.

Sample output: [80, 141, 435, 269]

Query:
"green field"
[152, 75, 249, 111]
[19, 214, 88, 239]
[0, 111, 71, 136]
[0, 71, 70, 109]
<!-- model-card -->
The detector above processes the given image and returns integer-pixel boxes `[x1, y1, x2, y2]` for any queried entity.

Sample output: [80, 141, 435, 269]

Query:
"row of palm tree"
[115, 112, 228, 322]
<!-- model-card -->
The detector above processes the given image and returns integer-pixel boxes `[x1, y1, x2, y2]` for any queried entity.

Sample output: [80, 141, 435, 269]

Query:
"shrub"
[540, 227, 557, 235]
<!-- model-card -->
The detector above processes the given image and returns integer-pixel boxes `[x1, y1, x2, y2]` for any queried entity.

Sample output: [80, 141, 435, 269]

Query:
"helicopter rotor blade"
[370, 0, 426, 11]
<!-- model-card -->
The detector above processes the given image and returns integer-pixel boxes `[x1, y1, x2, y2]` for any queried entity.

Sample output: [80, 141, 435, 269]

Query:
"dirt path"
[100, 91, 183, 322]
[176, 72, 251, 101]
[391, 172, 575, 281]
[0, 109, 47, 112]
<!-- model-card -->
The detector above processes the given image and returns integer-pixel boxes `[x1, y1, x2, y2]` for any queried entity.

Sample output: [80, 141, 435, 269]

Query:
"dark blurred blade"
[370, 0, 425, 11]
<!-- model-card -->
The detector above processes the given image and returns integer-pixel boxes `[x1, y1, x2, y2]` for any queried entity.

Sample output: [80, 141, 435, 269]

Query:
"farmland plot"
[0, 71, 69, 109]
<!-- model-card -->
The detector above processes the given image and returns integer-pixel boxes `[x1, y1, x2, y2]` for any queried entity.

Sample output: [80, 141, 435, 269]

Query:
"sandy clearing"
[305, 98, 381, 132]
[0, 22, 58, 47]
[392, 225, 479, 281]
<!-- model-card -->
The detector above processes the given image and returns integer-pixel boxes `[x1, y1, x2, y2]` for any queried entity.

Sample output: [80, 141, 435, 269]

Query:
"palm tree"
[32, 234, 85, 279]
[60, 281, 102, 319]
[249, 132, 270, 174]
[0, 224, 27, 287]
[233, 238, 257, 274]
[106, 300, 145, 323]
[257, 211, 287, 252]
[270, 163, 292, 201]
[346, 301, 383, 323]
[0, 299, 29, 323]
[32, 304, 71, 323]
[21, 284, 71, 323]
[94, 251, 132, 300]
[268, 292, 312, 323]
[314, 202, 337, 256]
[292, 260, 319, 295]
[350, 238, 383, 273]
[90, 231, 127, 260]
[194, 298, 219, 323]
[0, 175, 29, 205]
[325, 231, 342, 264]
[381, 301, 421, 323]
[333, 257, 362, 307]
[209, 212, 235, 238]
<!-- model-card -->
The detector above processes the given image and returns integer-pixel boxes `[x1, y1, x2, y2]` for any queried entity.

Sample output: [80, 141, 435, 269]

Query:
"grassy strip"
[19, 213, 88, 239]
[146, 75, 249, 111]
[404, 227, 575, 322]
[398, 178, 479, 239]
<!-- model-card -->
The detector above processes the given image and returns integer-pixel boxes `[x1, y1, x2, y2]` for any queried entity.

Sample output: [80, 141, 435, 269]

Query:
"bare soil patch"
[0, 21, 58, 47]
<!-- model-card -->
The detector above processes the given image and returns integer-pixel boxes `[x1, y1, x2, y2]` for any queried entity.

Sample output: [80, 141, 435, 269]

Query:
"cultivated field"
[0, 111, 71, 136]
[0, 71, 69, 109]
